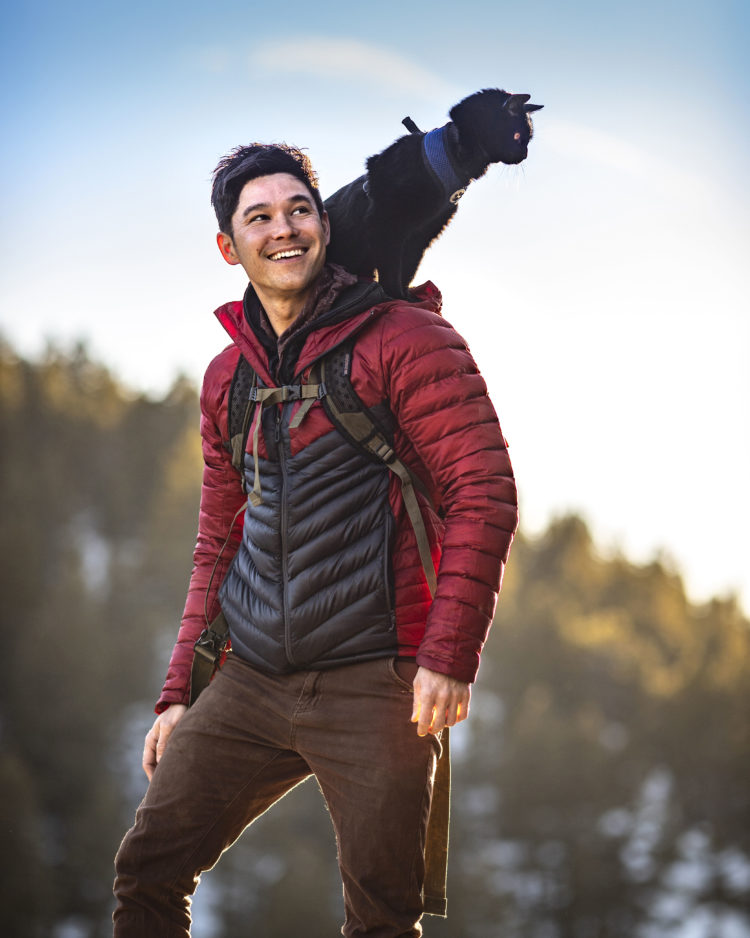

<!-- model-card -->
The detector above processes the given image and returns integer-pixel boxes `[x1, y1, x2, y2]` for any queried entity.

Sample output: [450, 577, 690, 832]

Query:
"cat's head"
[450, 88, 543, 168]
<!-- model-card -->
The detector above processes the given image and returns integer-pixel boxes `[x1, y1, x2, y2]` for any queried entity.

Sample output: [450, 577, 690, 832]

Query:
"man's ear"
[321, 210, 331, 246]
[216, 231, 240, 266]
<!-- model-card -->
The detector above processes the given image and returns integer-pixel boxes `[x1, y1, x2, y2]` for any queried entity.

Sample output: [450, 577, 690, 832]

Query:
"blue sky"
[1, 0, 748, 609]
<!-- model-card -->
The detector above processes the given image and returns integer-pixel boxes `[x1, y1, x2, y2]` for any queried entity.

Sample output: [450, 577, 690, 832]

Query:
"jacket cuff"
[415, 652, 477, 684]
[155, 689, 190, 715]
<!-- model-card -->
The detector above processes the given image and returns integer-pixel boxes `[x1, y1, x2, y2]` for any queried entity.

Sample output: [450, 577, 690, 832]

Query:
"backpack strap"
[225, 346, 437, 596]
[246, 383, 325, 506]
[227, 355, 257, 471]
[317, 343, 438, 597]
[190, 610, 230, 706]
[226, 355, 324, 505]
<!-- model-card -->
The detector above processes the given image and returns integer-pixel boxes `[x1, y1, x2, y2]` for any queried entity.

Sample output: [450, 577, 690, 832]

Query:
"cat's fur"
[324, 88, 542, 299]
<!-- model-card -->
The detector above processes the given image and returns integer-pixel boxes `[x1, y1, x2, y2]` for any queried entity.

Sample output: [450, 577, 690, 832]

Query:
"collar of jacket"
[214, 273, 385, 386]
[214, 277, 443, 386]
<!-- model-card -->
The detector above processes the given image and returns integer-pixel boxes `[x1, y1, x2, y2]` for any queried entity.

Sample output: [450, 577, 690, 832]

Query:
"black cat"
[324, 88, 543, 299]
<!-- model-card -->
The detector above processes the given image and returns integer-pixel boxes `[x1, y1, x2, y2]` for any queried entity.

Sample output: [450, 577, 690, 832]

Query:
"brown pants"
[113, 655, 441, 937]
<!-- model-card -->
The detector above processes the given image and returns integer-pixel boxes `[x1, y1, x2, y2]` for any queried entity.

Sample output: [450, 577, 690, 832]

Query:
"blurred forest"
[1, 339, 748, 938]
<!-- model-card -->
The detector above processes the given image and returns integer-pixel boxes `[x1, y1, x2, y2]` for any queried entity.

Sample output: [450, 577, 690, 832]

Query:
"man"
[113, 143, 518, 937]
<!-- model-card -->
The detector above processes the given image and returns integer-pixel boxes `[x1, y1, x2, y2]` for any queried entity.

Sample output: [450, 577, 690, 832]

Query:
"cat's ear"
[504, 93, 544, 115]
[504, 93, 530, 114]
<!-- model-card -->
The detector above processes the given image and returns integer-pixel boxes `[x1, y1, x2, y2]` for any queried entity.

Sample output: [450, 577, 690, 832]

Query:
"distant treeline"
[1, 340, 748, 938]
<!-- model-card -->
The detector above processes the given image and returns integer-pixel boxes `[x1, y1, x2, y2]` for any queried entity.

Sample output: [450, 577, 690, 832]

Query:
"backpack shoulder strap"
[226, 355, 258, 474]
[318, 341, 438, 596]
[224, 343, 438, 597]
[226, 353, 324, 505]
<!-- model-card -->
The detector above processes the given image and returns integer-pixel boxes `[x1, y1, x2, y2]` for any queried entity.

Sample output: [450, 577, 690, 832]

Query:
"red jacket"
[157, 281, 518, 712]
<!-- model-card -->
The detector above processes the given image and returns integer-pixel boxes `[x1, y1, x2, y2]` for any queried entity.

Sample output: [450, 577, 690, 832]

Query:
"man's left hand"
[411, 666, 471, 736]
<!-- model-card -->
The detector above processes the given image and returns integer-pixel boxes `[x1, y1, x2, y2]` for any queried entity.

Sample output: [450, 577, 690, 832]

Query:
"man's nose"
[270, 213, 297, 238]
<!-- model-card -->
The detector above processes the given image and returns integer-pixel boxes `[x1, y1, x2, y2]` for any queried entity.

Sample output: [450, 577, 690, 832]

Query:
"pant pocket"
[385, 656, 417, 693]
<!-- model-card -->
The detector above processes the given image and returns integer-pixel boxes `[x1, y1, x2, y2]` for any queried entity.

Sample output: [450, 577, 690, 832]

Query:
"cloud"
[252, 37, 460, 102]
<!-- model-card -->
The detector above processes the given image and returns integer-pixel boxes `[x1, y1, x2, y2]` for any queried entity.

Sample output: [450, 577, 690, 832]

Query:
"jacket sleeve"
[155, 350, 246, 713]
[381, 305, 519, 684]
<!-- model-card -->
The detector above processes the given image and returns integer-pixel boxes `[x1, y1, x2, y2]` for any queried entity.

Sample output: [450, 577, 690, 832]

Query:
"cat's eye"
[513, 132, 521, 141]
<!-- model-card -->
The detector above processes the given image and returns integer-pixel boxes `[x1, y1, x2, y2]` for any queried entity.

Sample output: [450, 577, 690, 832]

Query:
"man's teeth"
[270, 249, 305, 260]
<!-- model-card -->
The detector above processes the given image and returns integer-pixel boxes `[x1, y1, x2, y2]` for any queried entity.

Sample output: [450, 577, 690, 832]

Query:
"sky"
[1, 0, 748, 611]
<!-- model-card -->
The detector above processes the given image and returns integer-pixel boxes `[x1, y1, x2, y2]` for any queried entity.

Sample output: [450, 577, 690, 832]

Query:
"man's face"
[217, 173, 330, 310]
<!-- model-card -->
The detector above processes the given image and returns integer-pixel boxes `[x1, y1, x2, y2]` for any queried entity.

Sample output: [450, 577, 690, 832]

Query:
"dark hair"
[211, 143, 324, 235]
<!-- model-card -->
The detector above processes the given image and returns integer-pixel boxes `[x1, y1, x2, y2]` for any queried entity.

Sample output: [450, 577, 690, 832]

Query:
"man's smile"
[267, 248, 307, 261]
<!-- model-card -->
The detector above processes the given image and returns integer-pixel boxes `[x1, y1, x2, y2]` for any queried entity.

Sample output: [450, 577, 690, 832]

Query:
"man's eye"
[292, 206, 310, 215]
[248, 214, 268, 224]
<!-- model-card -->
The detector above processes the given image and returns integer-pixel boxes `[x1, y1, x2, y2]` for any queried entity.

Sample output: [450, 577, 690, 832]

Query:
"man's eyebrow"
[241, 194, 314, 219]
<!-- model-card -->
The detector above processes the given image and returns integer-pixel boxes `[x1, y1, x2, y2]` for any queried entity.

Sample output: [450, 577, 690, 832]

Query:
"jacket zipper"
[276, 406, 296, 667]
[383, 508, 396, 629]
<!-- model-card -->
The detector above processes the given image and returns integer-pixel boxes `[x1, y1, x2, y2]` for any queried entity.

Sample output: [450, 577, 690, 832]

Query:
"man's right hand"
[142, 704, 188, 781]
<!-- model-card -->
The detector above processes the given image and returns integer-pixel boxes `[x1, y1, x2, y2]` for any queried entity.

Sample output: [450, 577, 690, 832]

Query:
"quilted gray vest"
[219, 389, 398, 672]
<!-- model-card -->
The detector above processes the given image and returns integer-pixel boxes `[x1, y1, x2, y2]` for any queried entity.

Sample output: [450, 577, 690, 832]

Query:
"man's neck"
[254, 289, 309, 337]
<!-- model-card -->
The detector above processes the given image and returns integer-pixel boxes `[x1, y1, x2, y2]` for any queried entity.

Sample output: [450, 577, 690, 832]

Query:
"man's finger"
[142, 730, 158, 781]
[417, 697, 441, 736]
[454, 697, 470, 723]
[428, 698, 448, 735]
[156, 727, 169, 761]
[443, 698, 459, 728]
